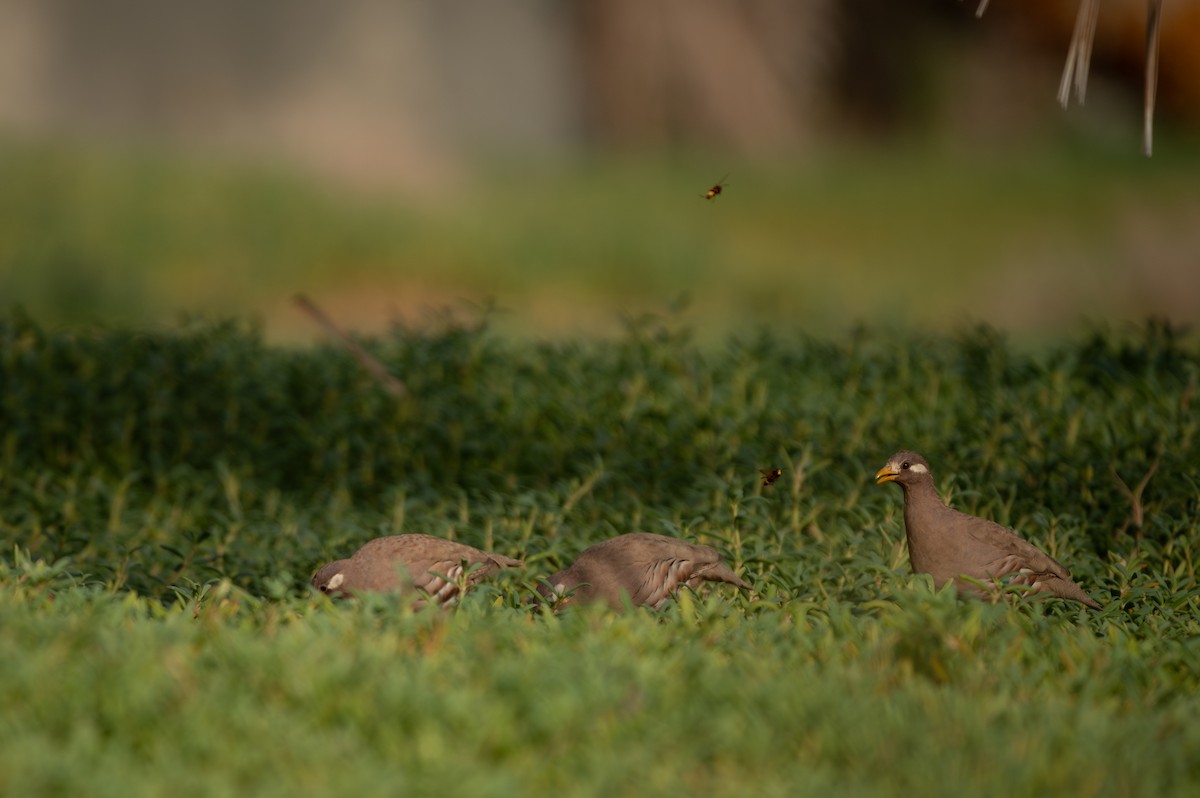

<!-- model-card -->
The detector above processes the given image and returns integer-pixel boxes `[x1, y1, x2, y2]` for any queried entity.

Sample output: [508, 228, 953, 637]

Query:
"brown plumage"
[875, 451, 1103, 610]
[311, 534, 522, 606]
[537, 532, 751, 610]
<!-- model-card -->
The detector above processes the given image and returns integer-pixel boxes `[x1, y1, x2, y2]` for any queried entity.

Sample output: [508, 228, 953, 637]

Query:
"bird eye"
[901, 462, 910, 470]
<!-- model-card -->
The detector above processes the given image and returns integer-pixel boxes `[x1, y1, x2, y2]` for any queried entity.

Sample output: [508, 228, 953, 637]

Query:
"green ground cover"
[1, 313, 1198, 796]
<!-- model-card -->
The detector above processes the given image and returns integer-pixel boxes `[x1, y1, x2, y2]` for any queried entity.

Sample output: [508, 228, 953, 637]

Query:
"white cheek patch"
[327, 572, 345, 590]
[908, 463, 929, 474]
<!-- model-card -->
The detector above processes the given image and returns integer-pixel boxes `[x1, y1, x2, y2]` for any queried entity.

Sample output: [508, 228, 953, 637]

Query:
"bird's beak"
[874, 465, 899, 484]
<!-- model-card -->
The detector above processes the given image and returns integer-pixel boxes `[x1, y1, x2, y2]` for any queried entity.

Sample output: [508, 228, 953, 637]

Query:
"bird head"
[311, 560, 350, 596]
[874, 451, 933, 487]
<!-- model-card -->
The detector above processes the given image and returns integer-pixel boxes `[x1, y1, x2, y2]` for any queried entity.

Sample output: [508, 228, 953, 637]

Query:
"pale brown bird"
[311, 534, 522, 606]
[875, 451, 1103, 610]
[537, 532, 751, 610]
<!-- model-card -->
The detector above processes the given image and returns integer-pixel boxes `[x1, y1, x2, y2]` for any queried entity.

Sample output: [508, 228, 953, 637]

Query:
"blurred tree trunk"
[576, 0, 836, 152]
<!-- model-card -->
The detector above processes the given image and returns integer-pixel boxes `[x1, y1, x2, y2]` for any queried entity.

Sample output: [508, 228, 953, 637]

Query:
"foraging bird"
[874, 451, 1102, 610]
[537, 532, 751, 610]
[311, 534, 522, 606]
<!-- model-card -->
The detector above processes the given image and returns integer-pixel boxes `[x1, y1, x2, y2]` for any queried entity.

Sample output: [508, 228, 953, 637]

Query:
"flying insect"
[760, 468, 782, 487]
[702, 174, 729, 200]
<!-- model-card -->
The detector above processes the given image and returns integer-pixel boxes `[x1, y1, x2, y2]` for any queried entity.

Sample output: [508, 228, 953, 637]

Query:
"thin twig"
[1143, 0, 1163, 156]
[1111, 452, 1162, 539]
[974, 0, 1161, 155]
[1059, 0, 1101, 107]
[293, 293, 408, 399]
[1077, 0, 1100, 101]
[965, 0, 990, 19]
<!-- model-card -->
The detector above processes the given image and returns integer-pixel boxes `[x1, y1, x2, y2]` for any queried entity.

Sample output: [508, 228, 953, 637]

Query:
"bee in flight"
[702, 174, 729, 200]
[759, 468, 782, 487]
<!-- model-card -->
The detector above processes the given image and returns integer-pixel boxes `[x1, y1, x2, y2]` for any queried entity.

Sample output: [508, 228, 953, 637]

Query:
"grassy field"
[2, 312, 1198, 796]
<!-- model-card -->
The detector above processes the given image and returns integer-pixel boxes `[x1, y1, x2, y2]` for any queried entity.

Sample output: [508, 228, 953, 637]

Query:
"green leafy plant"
[1, 314, 1198, 796]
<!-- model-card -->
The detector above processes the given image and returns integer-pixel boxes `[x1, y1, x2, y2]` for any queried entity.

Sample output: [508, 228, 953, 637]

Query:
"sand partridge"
[875, 451, 1102, 609]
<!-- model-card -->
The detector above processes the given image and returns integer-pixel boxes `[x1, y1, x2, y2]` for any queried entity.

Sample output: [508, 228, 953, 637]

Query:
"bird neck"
[902, 478, 943, 506]
[901, 479, 948, 541]
[900, 478, 950, 574]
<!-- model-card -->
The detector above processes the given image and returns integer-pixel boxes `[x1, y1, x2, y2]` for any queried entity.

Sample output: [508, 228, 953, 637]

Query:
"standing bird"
[537, 532, 751, 610]
[874, 451, 1102, 610]
[311, 534, 522, 606]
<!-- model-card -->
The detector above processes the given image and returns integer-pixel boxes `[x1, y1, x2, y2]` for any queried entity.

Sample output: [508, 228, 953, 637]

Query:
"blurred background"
[1, 0, 1197, 341]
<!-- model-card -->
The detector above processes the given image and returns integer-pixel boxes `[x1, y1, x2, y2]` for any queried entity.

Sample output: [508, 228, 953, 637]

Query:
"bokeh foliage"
[4, 137, 1200, 339]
